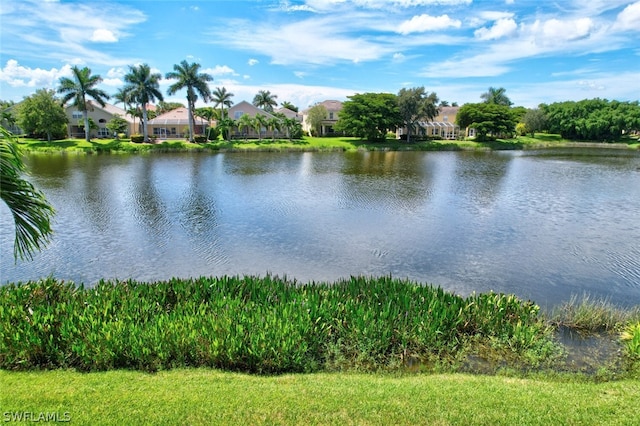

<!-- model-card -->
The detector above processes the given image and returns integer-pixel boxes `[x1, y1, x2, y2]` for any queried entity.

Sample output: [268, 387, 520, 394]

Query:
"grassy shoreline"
[2, 368, 640, 425]
[14, 134, 640, 154]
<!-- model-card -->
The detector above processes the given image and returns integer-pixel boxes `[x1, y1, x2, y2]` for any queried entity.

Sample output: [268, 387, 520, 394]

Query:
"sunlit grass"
[1, 368, 639, 425]
[550, 294, 640, 332]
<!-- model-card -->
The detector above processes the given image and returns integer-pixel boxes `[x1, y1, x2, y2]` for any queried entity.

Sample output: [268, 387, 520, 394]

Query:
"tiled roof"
[147, 107, 208, 125]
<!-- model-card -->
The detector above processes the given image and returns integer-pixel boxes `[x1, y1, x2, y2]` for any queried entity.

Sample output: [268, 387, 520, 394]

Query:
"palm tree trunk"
[142, 106, 149, 142]
[187, 101, 195, 142]
[83, 110, 90, 142]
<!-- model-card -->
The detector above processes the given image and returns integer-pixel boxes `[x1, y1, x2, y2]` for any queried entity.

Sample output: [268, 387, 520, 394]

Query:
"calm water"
[2, 149, 640, 307]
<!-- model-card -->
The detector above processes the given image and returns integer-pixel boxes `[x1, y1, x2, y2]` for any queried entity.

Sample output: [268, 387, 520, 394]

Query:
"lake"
[1, 148, 639, 307]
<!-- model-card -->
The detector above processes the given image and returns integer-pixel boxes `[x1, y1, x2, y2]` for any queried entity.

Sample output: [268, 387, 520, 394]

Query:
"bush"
[130, 134, 144, 143]
[207, 127, 220, 141]
[193, 135, 207, 144]
[0, 276, 556, 373]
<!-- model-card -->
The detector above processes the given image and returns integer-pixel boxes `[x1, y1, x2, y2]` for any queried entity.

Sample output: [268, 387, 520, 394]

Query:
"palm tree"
[113, 87, 135, 134]
[237, 114, 253, 142]
[253, 90, 278, 112]
[211, 87, 234, 120]
[58, 66, 110, 142]
[280, 101, 298, 112]
[480, 87, 512, 106]
[123, 64, 164, 142]
[165, 60, 213, 142]
[253, 114, 268, 141]
[1, 126, 55, 261]
[269, 114, 285, 141]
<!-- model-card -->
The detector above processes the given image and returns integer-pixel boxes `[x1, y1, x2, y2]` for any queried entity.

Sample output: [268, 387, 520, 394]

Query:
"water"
[2, 149, 639, 307]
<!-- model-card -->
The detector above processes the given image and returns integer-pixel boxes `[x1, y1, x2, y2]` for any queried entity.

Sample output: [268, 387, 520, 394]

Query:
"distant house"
[301, 100, 343, 136]
[226, 101, 280, 139]
[147, 107, 208, 139]
[397, 106, 461, 140]
[65, 102, 136, 138]
[275, 106, 302, 122]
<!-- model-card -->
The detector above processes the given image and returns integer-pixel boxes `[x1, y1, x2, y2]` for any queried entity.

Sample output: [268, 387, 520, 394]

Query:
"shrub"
[193, 135, 207, 144]
[621, 322, 640, 359]
[130, 134, 144, 143]
[207, 127, 220, 141]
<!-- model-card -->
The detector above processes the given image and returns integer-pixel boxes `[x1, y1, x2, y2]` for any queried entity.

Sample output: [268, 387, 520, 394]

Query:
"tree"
[306, 104, 327, 136]
[237, 114, 253, 141]
[335, 92, 401, 141]
[253, 90, 278, 112]
[397, 87, 438, 143]
[123, 64, 163, 143]
[211, 87, 234, 120]
[106, 115, 129, 138]
[58, 66, 110, 142]
[268, 115, 283, 141]
[217, 117, 236, 141]
[480, 87, 512, 106]
[522, 108, 548, 137]
[0, 126, 55, 261]
[253, 114, 268, 141]
[16, 89, 67, 141]
[281, 101, 298, 112]
[195, 107, 217, 141]
[456, 103, 517, 141]
[166, 60, 213, 142]
[156, 101, 185, 114]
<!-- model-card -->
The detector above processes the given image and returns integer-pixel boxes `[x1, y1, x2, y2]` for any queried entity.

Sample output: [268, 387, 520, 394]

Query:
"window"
[234, 111, 244, 120]
[97, 128, 110, 137]
[98, 118, 106, 123]
[72, 111, 83, 119]
[170, 128, 176, 135]
[443, 115, 448, 122]
[329, 112, 334, 120]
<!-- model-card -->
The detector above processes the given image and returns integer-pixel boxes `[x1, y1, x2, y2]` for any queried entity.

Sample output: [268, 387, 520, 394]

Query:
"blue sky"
[1, 0, 639, 110]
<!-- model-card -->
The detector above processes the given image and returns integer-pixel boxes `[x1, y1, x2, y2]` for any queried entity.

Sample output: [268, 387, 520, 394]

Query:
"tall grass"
[549, 294, 640, 332]
[0, 276, 558, 373]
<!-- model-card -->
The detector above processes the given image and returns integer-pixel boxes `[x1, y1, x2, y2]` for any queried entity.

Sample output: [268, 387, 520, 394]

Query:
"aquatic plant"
[0, 276, 557, 373]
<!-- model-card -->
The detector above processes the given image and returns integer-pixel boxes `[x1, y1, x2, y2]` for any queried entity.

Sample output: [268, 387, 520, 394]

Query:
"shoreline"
[16, 135, 640, 154]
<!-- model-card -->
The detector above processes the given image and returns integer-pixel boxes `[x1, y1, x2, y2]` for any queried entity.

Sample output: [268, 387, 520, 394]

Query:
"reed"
[1, 276, 558, 373]
[549, 294, 640, 332]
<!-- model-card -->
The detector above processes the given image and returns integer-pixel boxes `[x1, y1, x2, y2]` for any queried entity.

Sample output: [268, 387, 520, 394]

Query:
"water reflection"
[2, 150, 639, 307]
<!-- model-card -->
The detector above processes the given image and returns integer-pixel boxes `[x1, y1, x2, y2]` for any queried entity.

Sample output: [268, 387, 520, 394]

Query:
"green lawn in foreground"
[15, 134, 639, 153]
[1, 369, 639, 425]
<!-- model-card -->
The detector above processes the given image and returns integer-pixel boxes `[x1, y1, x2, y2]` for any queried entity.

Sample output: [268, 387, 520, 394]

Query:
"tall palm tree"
[253, 90, 278, 112]
[165, 60, 213, 142]
[280, 101, 298, 112]
[113, 87, 135, 133]
[123, 64, 164, 142]
[480, 87, 512, 106]
[1, 126, 55, 261]
[58, 66, 109, 142]
[212, 87, 234, 120]
[268, 115, 283, 141]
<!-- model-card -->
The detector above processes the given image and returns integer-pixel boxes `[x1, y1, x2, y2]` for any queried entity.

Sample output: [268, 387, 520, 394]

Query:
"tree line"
[1, 61, 302, 143]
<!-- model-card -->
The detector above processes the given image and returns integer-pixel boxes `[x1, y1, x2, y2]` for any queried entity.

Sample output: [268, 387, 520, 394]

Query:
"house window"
[98, 118, 106, 124]
[329, 112, 334, 120]
[234, 111, 244, 120]
[72, 111, 83, 119]
[443, 115, 448, 122]
[97, 128, 110, 137]
[170, 128, 176, 135]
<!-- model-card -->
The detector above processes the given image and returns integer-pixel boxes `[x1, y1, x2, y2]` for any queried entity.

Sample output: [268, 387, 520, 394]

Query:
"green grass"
[16, 134, 638, 154]
[1, 368, 639, 425]
[550, 294, 640, 333]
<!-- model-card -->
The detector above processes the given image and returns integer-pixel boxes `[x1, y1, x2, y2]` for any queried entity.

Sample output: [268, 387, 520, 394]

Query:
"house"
[397, 106, 461, 140]
[147, 107, 208, 139]
[226, 101, 280, 139]
[65, 102, 136, 138]
[275, 106, 302, 122]
[301, 100, 343, 136]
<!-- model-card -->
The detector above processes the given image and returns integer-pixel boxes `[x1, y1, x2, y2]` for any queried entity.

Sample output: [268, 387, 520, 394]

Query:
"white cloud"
[529, 18, 594, 44]
[397, 14, 461, 34]
[294, 71, 306, 78]
[474, 18, 517, 40]
[90, 28, 118, 43]
[616, 1, 640, 31]
[203, 65, 238, 76]
[106, 67, 126, 78]
[392, 52, 406, 62]
[248, 58, 259, 66]
[0, 59, 72, 88]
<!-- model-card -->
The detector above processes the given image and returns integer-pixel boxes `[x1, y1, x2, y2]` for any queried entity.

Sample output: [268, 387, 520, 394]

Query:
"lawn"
[1, 368, 639, 425]
[15, 134, 639, 154]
